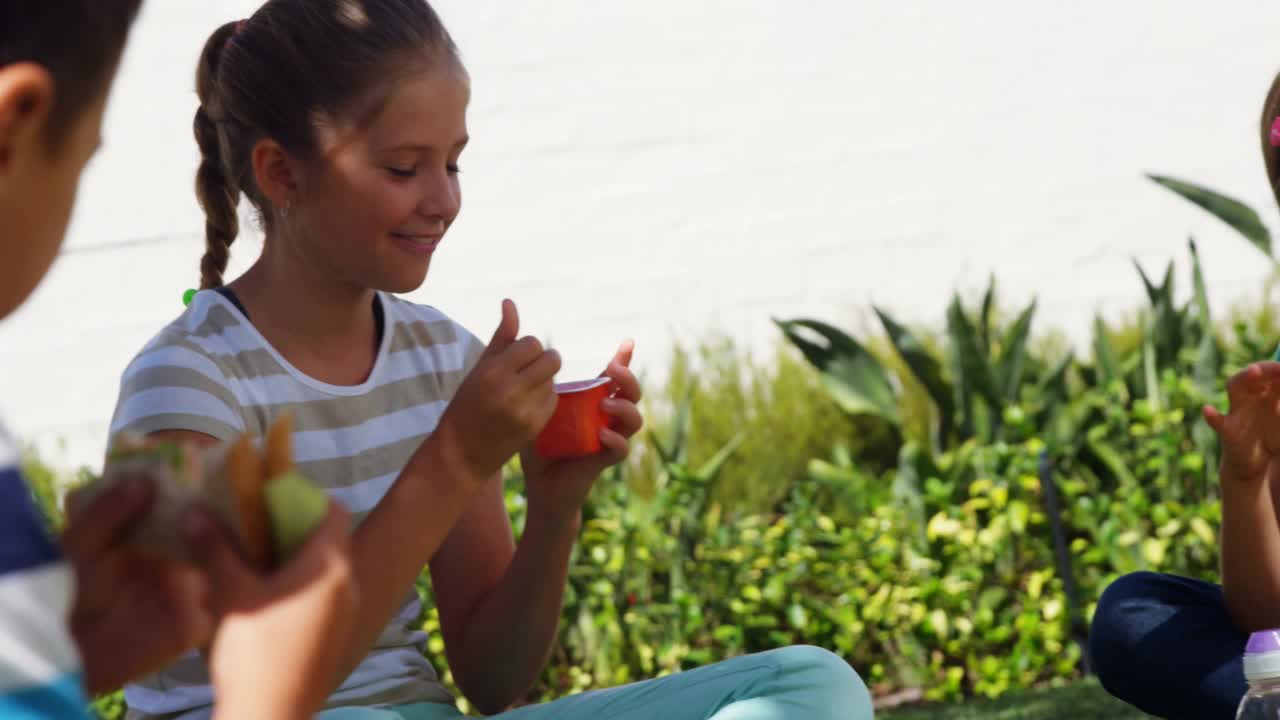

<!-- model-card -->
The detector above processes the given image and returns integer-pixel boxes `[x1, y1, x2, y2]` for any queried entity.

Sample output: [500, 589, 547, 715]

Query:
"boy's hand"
[185, 501, 357, 719]
[62, 475, 213, 695]
[1204, 361, 1280, 485]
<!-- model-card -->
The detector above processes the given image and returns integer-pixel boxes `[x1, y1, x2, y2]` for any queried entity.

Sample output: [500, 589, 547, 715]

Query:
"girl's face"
[293, 65, 469, 295]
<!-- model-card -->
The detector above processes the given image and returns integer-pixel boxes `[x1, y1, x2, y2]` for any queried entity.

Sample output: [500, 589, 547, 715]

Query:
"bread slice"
[223, 433, 273, 570]
[265, 412, 295, 480]
[81, 434, 206, 560]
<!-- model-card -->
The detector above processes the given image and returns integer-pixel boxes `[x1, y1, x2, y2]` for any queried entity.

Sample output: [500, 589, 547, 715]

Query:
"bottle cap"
[1245, 630, 1280, 681]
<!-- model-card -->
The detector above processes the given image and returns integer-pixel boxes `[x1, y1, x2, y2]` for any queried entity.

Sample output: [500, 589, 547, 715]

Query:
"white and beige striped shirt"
[111, 289, 483, 719]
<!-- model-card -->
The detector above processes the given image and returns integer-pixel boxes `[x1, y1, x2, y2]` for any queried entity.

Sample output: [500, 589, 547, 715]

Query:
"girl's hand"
[520, 341, 644, 528]
[1204, 361, 1280, 486]
[435, 299, 561, 486]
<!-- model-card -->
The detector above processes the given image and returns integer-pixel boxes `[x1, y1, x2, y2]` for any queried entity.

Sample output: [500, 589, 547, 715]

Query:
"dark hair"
[1263, 71, 1280, 210]
[194, 0, 460, 289]
[0, 0, 143, 146]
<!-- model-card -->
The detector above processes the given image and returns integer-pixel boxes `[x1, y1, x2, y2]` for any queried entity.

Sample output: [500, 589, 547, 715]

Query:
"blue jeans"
[1089, 572, 1248, 720]
[317, 646, 872, 719]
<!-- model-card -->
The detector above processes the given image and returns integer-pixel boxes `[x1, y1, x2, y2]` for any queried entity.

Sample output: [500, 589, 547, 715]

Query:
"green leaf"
[946, 297, 1001, 437]
[978, 587, 1007, 613]
[1160, 260, 1175, 306]
[775, 318, 901, 425]
[1136, 262, 1182, 365]
[1141, 315, 1162, 411]
[807, 457, 859, 485]
[647, 429, 674, 467]
[895, 442, 933, 545]
[1158, 261, 1181, 365]
[694, 432, 746, 482]
[1086, 437, 1138, 486]
[1133, 258, 1182, 370]
[1148, 173, 1272, 259]
[1132, 258, 1167, 308]
[996, 298, 1037, 402]
[1188, 237, 1212, 325]
[1193, 329, 1223, 485]
[979, 274, 997, 357]
[1190, 516, 1216, 546]
[787, 603, 809, 630]
[648, 386, 693, 467]
[1008, 500, 1030, 534]
[1037, 350, 1074, 403]
[1036, 351, 1076, 450]
[1092, 315, 1120, 388]
[1193, 329, 1222, 401]
[1142, 537, 1167, 568]
[874, 306, 954, 444]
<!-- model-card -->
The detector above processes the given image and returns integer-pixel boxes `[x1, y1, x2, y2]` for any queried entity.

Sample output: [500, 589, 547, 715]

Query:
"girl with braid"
[110, 1, 873, 719]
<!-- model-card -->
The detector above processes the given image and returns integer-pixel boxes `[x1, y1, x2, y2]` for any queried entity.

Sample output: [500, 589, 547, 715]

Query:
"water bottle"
[1237, 630, 1280, 719]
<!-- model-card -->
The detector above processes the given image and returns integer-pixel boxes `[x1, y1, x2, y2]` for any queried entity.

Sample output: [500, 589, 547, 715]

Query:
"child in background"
[111, 0, 874, 718]
[0, 2, 358, 718]
[1089, 72, 1280, 720]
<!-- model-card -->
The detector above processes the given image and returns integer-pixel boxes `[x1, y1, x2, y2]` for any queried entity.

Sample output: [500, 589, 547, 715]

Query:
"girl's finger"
[605, 363, 642, 403]
[602, 399, 643, 437]
[614, 340, 635, 369]
[1227, 364, 1266, 404]
[599, 428, 630, 463]
[517, 348, 562, 389]
[1203, 405, 1227, 435]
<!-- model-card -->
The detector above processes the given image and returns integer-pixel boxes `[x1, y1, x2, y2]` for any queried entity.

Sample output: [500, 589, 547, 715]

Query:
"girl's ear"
[0, 62, 54, 173]
[251, 137, 302, 211]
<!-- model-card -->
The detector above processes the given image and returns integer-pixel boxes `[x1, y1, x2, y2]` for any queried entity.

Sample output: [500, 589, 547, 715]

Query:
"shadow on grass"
[879, 679, 1155, 720]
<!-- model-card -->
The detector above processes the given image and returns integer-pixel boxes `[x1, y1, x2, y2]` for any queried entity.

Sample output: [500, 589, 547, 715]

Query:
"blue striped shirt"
[0, 422, 88, 718]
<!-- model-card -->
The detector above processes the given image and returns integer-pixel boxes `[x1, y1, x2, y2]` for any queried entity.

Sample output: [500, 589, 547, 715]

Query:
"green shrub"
[766, 238, 1234, 699]
[23, 280, 1254, 715]
[654, 335, 894, 512]
[22, 450, 68, 533]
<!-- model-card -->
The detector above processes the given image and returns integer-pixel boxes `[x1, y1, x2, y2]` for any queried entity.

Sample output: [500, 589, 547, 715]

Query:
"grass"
[879, 679, 1154, 720]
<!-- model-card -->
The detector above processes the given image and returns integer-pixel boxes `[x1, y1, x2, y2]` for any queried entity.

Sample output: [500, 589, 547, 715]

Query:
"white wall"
[4, 1, 1280, 470]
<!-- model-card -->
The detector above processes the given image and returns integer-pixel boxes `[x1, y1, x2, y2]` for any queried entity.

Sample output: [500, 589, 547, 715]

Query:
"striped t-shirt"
[0, 421, 89, 718]
[111, 289, 483, 719]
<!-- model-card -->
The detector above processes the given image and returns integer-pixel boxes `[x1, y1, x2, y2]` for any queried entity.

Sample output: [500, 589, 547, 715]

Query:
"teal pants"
[317, 646, 872, 719]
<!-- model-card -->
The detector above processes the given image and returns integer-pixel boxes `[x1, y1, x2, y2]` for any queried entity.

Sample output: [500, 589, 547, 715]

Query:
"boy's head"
[0, 0, 143, 320]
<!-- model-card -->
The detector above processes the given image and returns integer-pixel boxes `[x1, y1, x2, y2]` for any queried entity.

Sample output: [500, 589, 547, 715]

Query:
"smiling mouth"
[391, 232, 440, 244]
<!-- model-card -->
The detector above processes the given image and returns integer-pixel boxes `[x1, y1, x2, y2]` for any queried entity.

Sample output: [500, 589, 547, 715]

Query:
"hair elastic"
[224, 19, 247, 49]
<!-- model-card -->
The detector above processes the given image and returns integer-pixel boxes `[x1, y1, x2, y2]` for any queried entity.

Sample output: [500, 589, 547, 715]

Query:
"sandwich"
[79, 414, 328, 568]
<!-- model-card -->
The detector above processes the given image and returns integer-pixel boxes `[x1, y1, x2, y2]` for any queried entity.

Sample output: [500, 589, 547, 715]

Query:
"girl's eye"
[387, 166, 417, 179]
[447, 164, 462, 175]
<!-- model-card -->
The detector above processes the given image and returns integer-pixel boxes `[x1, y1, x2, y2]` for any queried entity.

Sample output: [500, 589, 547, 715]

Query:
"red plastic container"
[534, 377, 612, 459]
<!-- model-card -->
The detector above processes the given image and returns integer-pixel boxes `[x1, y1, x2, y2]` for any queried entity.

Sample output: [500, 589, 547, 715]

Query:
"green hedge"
[24, 264, 1264, 716]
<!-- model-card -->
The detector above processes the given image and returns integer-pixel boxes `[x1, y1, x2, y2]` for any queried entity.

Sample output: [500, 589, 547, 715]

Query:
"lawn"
[879, 679, 1154, 719]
